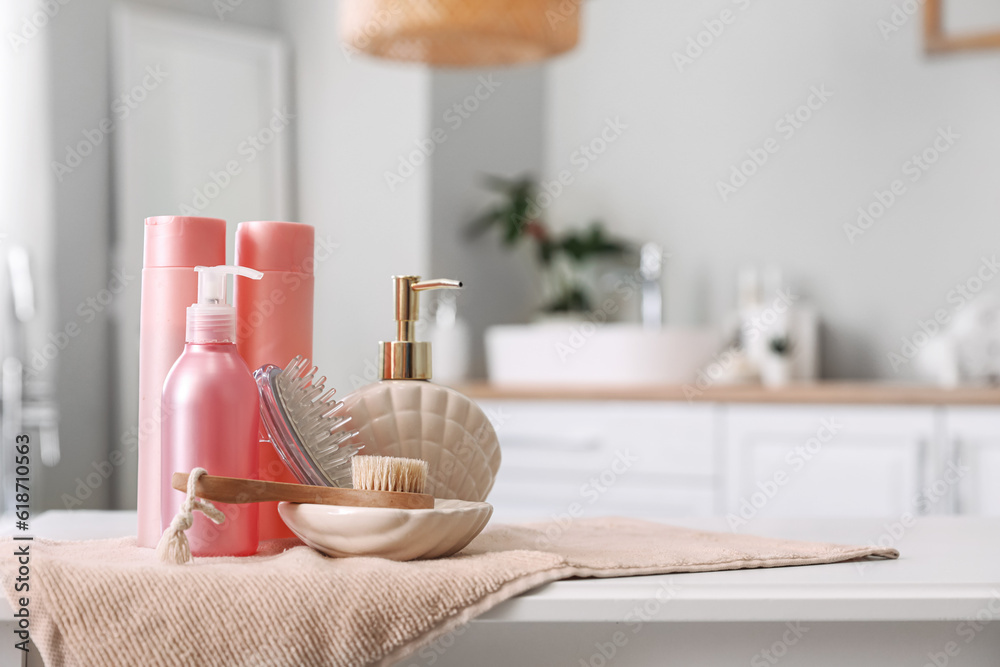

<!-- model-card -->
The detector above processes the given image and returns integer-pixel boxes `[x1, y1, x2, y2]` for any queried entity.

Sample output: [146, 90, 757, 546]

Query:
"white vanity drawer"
[479, 400, 717, 477]
[489, 475, 716, 524]
[477, 399, 718, 522]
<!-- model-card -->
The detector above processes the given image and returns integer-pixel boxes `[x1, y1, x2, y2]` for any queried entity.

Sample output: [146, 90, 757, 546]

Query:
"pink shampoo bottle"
[137, 216, 225, 548]
[235, 221, 315, 540]
[161, 265, 263, 557]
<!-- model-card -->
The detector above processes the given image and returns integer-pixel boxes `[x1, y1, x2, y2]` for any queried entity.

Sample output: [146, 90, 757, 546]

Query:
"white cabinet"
[478, 400, 717, 523]
[476, 397, 1000, 521]
[944, 408, 1000, 515]
[724, 406, 933, 519]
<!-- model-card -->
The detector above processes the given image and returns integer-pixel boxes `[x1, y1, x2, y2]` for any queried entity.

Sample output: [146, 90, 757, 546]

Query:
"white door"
[944, 407, 1000, 515]
[724, 405, 933, 522]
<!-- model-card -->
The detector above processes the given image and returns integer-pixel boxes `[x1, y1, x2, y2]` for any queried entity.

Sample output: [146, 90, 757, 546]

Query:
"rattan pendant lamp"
[341, 0, 581, 67]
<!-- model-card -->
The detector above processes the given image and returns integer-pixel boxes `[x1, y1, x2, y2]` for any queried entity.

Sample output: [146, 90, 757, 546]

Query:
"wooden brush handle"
[171, 472, 435, 510]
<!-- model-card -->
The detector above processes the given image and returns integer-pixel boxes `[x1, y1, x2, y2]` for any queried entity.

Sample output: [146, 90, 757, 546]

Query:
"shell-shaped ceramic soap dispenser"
[340, 276, 501, 502]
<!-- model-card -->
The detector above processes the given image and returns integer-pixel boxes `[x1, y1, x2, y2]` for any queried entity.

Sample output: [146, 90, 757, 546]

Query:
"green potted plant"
[466, 175, 633, 317]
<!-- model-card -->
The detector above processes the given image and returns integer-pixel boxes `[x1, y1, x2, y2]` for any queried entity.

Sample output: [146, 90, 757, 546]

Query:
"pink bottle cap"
[143, 216, 227, 268]
[236, 221, 315, 275]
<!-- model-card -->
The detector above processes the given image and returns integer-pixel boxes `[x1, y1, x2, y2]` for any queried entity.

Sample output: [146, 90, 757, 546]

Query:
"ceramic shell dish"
[278, 499, 493, 561]
[339, 382, 501, 502]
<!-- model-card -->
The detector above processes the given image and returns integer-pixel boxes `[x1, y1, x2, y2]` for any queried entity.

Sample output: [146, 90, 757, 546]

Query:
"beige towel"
[2, 517, 897, 667]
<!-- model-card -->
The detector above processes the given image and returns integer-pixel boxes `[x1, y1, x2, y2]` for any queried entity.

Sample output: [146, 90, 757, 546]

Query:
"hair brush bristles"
[274, 355, 362, 487]
[351, 455, 428, 495]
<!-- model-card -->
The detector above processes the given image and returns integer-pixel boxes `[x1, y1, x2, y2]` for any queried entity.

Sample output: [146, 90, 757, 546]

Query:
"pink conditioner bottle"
[137, 216, 226, 548]
[235, 221, 315, 540]
[161, 265, 263, 557]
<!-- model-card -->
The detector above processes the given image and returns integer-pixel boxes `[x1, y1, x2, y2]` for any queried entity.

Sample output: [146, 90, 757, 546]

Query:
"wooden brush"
[173, 455, 433, 511]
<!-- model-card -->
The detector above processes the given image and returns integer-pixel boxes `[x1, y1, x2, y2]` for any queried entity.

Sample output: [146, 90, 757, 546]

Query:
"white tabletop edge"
[2, 512, 998, 624]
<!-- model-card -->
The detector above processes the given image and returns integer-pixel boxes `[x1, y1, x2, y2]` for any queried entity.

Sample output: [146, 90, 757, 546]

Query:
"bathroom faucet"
[640, 241, 663, 329]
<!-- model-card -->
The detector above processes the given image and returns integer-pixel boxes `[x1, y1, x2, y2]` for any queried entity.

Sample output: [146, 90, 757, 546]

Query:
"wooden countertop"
[453, 382, 1000, 405]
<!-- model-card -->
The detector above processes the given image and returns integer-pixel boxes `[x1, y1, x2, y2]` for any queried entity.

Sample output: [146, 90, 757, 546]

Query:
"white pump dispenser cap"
[186, 265, 263, 344]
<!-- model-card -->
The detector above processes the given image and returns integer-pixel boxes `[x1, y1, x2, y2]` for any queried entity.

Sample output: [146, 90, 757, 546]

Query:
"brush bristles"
[351, 455, 428, 495]
[275, 355, 362, 487]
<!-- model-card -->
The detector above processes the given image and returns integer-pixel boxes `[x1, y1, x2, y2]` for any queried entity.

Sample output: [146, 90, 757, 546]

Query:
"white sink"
[485, 323, 722, 386]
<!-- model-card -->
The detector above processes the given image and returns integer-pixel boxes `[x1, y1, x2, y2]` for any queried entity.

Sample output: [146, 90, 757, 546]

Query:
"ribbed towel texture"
[2, 517, 898, 667]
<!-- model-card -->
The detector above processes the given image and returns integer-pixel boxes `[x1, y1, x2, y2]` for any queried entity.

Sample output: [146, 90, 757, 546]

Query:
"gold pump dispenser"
[379, 276, 463, 381]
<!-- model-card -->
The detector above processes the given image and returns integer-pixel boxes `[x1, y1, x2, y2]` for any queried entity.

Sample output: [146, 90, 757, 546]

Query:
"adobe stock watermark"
[472, 117, 628, 239]
[750, 623, 810, 667]
[349, 348, 511, 425]
[672, 0, 760, 73]
[340, 0, 403, 61]
[681, 347, 741, 401]
[438, 405, 511, 481]
[63, 387, 176, 508]
[51, 65, 168, 182]
[62, 441, 133, 508]
[402, 622, 471, 667]
[683, 288, 798, 400]
[727, 417, 844, 531]
[65, 397, 267, 517]
[213, 0, 246, 21]
[8, 0, 72, 53]
[717, 85, 833, 203]
[915, 460, 970, 514]
[877, 0, 925, 42]
[515, 116, 629, 231]
[887, 254, 999, 372]
[843, 126, 959, 244]
[178, 106, 294, 215]
[919, 591, 1000, 667]
[578, 580, 680, 667]
[385, 75, 503, 192]
[533, 449, 639, 549]
[855, 460, 969, 573]
[348, 288, 493, 388]
[26, 268, 135, 380]
[741, 288, 798, 343]
[546, 0, 581, 30]
[235, 233, 339, 340]
[74, 407, 273, 514]
[554, 246, 673, 363]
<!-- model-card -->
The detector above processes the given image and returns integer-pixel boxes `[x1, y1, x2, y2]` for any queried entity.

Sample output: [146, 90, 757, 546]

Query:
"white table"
[3, 513, 999, 666]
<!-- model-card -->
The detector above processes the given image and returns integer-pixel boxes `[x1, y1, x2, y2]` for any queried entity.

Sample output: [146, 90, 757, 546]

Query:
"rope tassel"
[156, 467, 226, 565]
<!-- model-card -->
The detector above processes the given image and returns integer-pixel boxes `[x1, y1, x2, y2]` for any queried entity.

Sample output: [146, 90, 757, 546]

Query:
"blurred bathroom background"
[2, 0, 1000, 515]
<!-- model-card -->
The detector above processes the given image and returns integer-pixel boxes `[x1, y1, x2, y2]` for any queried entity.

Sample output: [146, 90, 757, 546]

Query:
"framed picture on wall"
[925, 0, 1000, 52]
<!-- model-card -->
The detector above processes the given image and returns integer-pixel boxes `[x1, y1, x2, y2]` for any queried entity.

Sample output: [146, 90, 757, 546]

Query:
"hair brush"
[254, 355, 363, 488]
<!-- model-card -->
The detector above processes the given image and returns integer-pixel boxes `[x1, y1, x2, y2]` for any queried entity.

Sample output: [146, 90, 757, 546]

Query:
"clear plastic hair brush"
[254, 356, 362, 488]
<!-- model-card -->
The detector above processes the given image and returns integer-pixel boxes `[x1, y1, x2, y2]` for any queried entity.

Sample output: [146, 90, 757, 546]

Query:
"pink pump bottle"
[161, 265, 263, 557]
[235, 221, 315, 540]
[137, 216, 225, 548]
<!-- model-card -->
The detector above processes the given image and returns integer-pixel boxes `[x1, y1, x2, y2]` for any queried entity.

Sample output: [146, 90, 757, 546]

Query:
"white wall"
[278, 1, 431, 393]
[428, 67, 548, 378]
[545, 0, 1000, 378]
